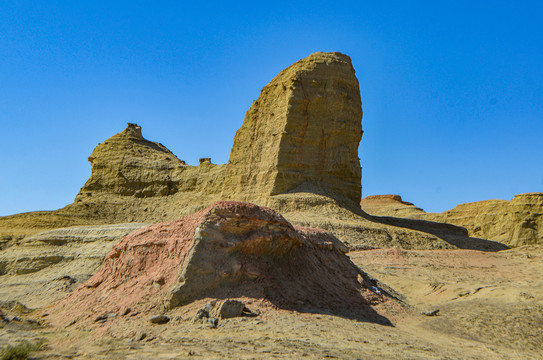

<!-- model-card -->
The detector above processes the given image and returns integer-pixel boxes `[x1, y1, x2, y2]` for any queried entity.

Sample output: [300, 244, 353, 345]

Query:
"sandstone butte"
[1, 51, 506, 257]
[361, 193, 543, 247]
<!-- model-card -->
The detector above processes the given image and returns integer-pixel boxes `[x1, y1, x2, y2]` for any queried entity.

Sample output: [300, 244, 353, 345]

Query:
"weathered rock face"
[426, 193, 543, 247]
[222, 52, 363, 207]
[48, 202, 392, 326]
[78, 123, 185, 198]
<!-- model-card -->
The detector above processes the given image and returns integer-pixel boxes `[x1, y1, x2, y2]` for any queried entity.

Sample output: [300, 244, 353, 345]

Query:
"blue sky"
[1, 1, 542, 216]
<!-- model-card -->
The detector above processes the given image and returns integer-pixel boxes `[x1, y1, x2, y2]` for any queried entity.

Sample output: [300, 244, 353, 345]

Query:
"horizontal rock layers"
[0, 223, 147, 308]
[426, 193, 543, 247]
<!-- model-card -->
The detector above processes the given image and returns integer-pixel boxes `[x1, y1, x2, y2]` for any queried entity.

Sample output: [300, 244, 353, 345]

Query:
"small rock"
[136, 332, 147, 341]
[207, 317, 219, 328]
[122, 308, 131, 316]
[204, 301, 216, 313]
[421, 309, 440, 316]
[65, 320, 77, 328]
[193, 308, 209, 322]
[94, 315, 107, 322]
[107, 313, 117, 318]
[0, 313, 9, 323]
[11, 316, 22, 322]
[214, 299, 246, 319]
[150, 315, 170, 324]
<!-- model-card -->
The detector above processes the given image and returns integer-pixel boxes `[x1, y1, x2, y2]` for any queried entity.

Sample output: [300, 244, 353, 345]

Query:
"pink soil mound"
[47, 201, 395, 326]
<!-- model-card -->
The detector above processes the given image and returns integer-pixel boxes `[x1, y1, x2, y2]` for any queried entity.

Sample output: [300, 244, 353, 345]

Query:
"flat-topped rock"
[361, 195, 426, 217]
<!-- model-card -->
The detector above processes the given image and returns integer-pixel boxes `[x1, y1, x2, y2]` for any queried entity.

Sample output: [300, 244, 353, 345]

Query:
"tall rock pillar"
[222, 52, 363, 207]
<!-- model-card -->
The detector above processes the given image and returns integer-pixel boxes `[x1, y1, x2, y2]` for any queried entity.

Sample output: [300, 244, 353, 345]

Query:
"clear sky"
[1, 1, 542, 216]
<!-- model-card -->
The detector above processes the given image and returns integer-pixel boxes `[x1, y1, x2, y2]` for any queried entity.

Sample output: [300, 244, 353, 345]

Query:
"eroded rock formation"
[426, 193, 543, 246]
[222, 52, 363, 207]
[0, 223, 147, 308]
[0, 52, 515, 252]
[362, 193, 543, 246]
[47, 202, 393, 327]
[77, 123, 183, 198]
[360, 195, 425, 217]
[76, 123, 225, 200]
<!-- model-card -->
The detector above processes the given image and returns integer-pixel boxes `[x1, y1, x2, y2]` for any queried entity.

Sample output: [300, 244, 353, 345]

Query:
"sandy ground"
[1, 246, 542, 359]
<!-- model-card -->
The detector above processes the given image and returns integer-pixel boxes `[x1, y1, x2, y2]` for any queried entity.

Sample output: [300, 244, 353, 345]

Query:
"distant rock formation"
[426, 193, 543, 247]
[47, 202, 394, 327]
[360, 195, 425, 217]
[223, 52, 363, 207]
[361, 193, 543, 246]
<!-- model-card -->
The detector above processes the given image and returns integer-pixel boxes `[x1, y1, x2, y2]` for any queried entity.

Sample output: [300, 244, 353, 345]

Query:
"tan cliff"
[222, 52, 363, 208]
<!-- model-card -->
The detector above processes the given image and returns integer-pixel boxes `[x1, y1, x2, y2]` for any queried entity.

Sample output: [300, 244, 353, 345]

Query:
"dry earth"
[2, 246, 541, 359]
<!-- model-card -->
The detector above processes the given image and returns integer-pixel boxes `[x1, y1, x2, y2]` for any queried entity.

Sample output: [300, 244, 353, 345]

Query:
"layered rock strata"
[360, 195, 425, 217]
[0, 223, 147, 308]
[76, 123, 225, 200]
[222, 52, 363, 207]
[48, 202, 394, 327]
[425, 193, 543, 246]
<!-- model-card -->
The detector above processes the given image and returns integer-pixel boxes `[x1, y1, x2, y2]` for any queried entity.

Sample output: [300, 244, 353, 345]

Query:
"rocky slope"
[361, 193, 543, 246]
[0, 223, 147, 308]
[47, 202, 396, 329]
[360, 195, 426, 217]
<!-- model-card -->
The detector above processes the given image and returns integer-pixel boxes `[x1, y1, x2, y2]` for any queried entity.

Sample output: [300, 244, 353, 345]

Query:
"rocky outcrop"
[222, 52, 363, 208]
[47, 202, 394, 327]
[75, 123, 225, 200]
[425, 193, 543, 246]
[78, 123, 183, 198]
[362, 193, 543, 246]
